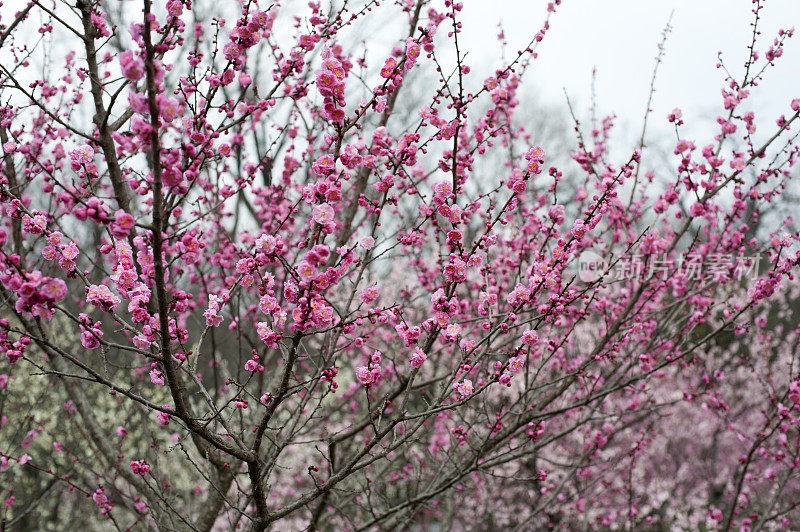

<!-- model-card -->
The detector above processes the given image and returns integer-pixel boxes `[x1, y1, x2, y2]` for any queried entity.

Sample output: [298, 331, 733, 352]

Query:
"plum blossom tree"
[0, 0, 800, 530]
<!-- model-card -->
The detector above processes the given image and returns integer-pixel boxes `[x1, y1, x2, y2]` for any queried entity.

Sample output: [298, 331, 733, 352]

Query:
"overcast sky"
[460, 0, 800, 142]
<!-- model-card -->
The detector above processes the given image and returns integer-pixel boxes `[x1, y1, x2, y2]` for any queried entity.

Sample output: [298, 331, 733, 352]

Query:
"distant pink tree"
[0, 0, 799, 529]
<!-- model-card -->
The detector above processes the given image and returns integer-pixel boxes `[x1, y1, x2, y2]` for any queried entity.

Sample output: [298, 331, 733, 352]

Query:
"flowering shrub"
[0, 0, 799, 530]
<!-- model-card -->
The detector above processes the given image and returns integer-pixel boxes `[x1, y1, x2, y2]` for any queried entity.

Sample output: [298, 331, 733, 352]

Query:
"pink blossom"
[360, 284, 379, 304]
[130, 460, 150, 476]
[547, 205, 565, 224]
[110, 210, 135, 238]
[508, 356, 524, 374]
[156, 408, 171, 426]
[80, 330, 101, 349]
[522, 330, 539, 346]
[453, 380, 473, 399]
[380, 57, 397, 78]
[312, 203, 335, 225]
[69, 145, 94, 164]
[256, 322, 281, 347]
[245, 358, 264, 372]
[149, 368, 165, 386]
[86, 284, 120, 311]
[409, 347, 427, 369]
[405, 37, 421, 69]
[119, 50, 145, 81]
[355, 366, 373, 386]
[255, 234, 277, 253]
[359, 236, 375, 250]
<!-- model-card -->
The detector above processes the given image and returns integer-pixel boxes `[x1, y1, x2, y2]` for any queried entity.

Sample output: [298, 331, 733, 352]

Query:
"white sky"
[460, 0, 800, 143]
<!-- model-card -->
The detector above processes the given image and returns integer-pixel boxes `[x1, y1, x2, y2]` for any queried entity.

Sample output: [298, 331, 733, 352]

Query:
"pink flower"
[23, 214, 47, 234]
[245, 358, 264, 372]
[61, 241, 79, 260]
[92, 487, 111, 511]
[312, 154, 336, 177]
[130, 460, 150, 476]
[522, 330, 539, 346]
[40, 278, 67, 301]
[86, 284, 120, 311]
[255, 234, 278, 254]
[156, 407, 171, 426]
[204, 308, 223, 327]
[297, 261, 316, 281]
[312, 203, 335, 225]
[355, 366, 373, 386]
[132, 334, 150, 349]
[689, 202, 705, 218]
[508, 356, 524, 374]
[340, 144, 363, 169]
[453, 380, 473, 399]
[547, 205, 565, 224]
[166, 0, 183, 17]
[406, 37, 421, 69]
[409, 347, 427, 369]
[380, 57, 398, 78]
[119, 50, 145, 81]
[149, 369, 165, 386]
[111, 210, 135, 238]
[730, 155, 746, 171]
[525, 146, 545, 174]
[432, 181, 453, 198]
[69, 145, 94, 164]
[256, 322, 281, 347]
[317, 69, 336, 89]
[80, 330, 101, 349]
[445, 323, 461, 340]
[443, 257, 467, 282]
[571, 219, 587, 238]
[360, 285, 379, 304]
[223, 42, 241, 61]
[359, 236, 375, 250]
[235, 257, 255, 274]
[309, 299, 334, 325]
